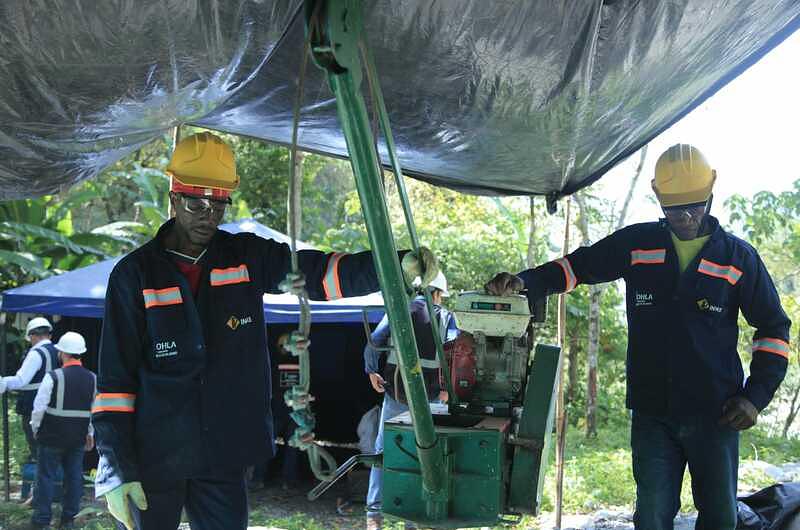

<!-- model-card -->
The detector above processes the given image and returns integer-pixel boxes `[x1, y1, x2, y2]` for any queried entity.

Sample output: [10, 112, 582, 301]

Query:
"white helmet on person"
[54, 332, 87, 355]
[25, 317, 53, 338]
[428, 271, 450, 297]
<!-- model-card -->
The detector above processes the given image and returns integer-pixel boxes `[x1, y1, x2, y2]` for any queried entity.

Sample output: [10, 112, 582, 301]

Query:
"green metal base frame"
[509, 343, 561, 513]
[383, 415, 504, 528]
[382, 344, 561, 527]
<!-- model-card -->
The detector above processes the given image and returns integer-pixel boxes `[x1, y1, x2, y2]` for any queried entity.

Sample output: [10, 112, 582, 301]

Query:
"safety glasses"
[661, 202, 707, 222]
[179, 194, 228, 216]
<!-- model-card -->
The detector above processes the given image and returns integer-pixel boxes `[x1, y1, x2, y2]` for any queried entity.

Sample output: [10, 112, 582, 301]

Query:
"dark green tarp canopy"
[1, 1, 799, 199]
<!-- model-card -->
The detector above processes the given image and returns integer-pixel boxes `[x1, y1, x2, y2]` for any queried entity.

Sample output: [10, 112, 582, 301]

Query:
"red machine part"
[444, 333, 477, 401]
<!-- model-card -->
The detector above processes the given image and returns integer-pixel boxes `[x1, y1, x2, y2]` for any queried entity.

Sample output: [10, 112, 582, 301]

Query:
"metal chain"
[281, 23, 337, 482]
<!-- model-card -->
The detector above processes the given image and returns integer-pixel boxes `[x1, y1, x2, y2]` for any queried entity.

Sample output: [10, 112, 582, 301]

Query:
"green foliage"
[317, 176, 549, 296]
[232, 137, 352, 240]
[249, 512, 328, 529]
[727, 180, 800, 437]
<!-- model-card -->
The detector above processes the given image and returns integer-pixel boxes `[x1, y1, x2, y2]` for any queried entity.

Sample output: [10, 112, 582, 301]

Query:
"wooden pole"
[168, 126, 181, 219]
[1, 312, 9, 501]
[555, 198, 571, 528]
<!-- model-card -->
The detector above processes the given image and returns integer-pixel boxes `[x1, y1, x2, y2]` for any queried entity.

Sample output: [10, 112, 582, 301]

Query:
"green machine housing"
[382, 292, 561, 527]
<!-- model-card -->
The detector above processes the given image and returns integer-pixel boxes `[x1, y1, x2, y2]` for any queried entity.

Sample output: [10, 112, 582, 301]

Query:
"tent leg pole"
[1, 312, 9, 502]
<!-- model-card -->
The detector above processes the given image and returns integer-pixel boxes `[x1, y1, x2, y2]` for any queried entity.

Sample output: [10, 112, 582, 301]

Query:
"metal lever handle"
[307, 452, 382, 501]
[361, 306, 394, 352]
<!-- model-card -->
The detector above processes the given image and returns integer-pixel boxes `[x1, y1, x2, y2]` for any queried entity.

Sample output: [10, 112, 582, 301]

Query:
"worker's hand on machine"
[484, 272, 524, 296]
[719, 395, 759, 430]
[105, 481, 148, 530]
[401, 246, 439, 289]
[368, 373, 386, 394]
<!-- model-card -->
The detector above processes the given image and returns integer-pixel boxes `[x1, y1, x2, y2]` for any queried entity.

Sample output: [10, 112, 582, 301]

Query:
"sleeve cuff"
[743, 383, 771, 412]
[94, 455, 124, 498]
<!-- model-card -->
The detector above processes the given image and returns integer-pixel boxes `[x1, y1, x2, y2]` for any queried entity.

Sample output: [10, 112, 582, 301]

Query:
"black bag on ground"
[737, 483, 800, 530]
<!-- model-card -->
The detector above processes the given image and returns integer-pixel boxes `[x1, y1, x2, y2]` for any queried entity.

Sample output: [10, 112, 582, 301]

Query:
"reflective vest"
[37, 363, 95, 449]
[383, 297, 451, 403]
[15, 343, 59, 416]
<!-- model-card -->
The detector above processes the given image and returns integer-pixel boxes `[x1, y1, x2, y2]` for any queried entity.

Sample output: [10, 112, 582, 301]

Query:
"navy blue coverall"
[93, 219, 392, 529]
[518, 217, 790, 530]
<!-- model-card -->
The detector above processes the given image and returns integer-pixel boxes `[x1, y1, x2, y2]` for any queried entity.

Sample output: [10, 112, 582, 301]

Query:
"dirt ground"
[246, 467, 376, 529]
[0, 468, 377, 530]
[0, 468, 702, 530]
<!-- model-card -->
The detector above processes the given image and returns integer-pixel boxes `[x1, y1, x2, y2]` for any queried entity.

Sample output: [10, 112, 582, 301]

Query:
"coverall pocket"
[145, 304, 189, 370]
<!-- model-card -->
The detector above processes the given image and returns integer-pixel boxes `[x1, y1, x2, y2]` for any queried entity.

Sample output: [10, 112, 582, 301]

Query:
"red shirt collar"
[62, 358, 82, 368]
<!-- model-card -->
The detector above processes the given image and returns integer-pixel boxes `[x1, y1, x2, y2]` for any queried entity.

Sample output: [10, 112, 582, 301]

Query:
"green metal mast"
[306, 0, 449, 519]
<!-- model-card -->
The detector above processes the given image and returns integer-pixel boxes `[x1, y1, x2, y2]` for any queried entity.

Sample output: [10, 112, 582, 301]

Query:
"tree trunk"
[567, 332, 580, 404]
[574, 193, 601, 437]
[287, 150, 305, 239]
[585, 285, 600, 438]
[782, 382, 800, 438]
[527, 196, 537, 268]
[168, 127, 181, 219]
[616, 145, 647, 231]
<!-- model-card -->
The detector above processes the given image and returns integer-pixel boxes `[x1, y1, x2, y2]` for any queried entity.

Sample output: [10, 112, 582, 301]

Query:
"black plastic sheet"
[737, 483, 800, 530]
[2, 1, 800, 200]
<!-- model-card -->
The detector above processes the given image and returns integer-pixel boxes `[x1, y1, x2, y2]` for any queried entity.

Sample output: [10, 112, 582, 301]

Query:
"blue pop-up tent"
[0, 219, 385, 324]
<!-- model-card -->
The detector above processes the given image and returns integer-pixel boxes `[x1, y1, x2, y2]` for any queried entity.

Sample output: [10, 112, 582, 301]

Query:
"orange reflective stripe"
[142, 287, 182, 308]
[210, 264, 250, 286]
[278, 364, 300, 370]
[322, 253, 346, 300]
[95, 393, 136, 399]
[697, 259, 743, 286]
[92, 405, 136, 413]
[556, 257, 577, 292]
[92, 393, 136, 413]
[631, 248, 666, 265]
[752, 338, 790, 359]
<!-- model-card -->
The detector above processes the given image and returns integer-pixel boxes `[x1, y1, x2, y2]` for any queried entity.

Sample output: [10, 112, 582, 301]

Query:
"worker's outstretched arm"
[0, 348, 43, 392]
[487, 228, 630, 300]
[364, 315, 390, 375]
[255, 234, 436, 300]
[737, 250, 791, 413]
[364, 315, 391, 393]
[92, 264, 144, 499]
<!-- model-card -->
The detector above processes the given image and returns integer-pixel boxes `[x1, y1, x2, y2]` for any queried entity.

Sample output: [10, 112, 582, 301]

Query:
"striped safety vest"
[15, 343, 59, 416]
[37, 363, 95, 449]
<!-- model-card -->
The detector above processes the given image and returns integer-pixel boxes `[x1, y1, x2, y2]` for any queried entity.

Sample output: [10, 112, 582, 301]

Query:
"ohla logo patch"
[154, 340, 178, 359]
[697, 298, 724, 313]
[635, 292, 654, 307]
[226, 315, 253, 331]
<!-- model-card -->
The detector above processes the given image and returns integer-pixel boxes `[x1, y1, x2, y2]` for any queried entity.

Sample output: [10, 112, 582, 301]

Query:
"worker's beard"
[663, 200, 711, 241]
[668, 217, 705, 240]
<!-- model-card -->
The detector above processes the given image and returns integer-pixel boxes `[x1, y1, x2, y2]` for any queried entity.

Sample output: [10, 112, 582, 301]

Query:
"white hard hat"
[54, 332, 87, 355]
[25, 317, 53, 337]
[428, 271, 449, 297]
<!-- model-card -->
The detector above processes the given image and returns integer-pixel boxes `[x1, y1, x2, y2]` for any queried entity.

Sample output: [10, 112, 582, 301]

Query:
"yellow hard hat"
[167, 132, 239, 200]
[652, 144, 716, 207]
